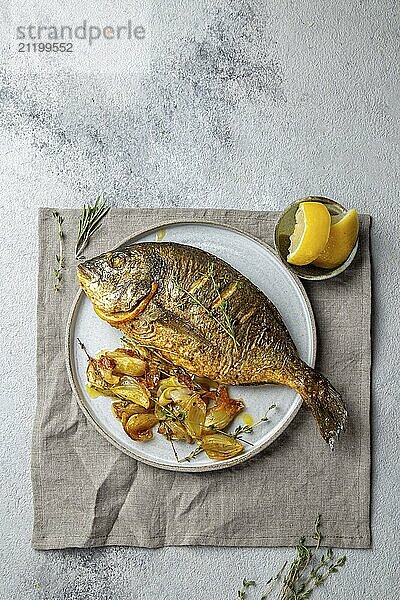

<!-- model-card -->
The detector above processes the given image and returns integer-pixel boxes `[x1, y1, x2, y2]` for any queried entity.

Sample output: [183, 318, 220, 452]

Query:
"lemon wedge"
[287, 202, 331, 265]
[313, 208, 359, 269]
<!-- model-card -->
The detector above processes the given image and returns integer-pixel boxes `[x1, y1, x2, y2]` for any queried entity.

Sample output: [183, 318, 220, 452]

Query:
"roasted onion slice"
[204, 387, 244, 431]
[104, 349, 146, 377]
[200, 433, 244, 460]
[113, 377, 151, 408]
[124, 413, 159, 442]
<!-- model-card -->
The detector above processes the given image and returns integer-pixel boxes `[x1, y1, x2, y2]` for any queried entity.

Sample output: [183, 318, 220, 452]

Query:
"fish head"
[77, 247, 156, 319]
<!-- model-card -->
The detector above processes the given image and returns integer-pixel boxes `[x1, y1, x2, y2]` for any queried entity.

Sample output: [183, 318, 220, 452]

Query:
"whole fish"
[77, 242, 347, 446]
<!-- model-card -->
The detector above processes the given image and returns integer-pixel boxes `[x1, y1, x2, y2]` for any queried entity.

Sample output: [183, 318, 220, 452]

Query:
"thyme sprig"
[155, 400, 187, 423]
[52, 211, 64, 292]
[169, 439, 179, 462]
[77, 337, 91, 360]
[178, 403, 278, 462]
[207, 403, 277, 446]
[178, 445, 203, 463]
[207, 426, 255, 446]
[176, 403, 278, 462]
[232, 404, 277, 442]
[77, 338, 107, 385]
[75, 194, 110, 259]
[260, 562, 287, 599]
[238, 516, 346, 600]
[238, 578, 256, 599]
[276, 516, 322, 599]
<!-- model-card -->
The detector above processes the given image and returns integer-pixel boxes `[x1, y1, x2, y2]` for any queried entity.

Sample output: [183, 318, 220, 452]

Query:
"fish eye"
[109, 254, 126, 269]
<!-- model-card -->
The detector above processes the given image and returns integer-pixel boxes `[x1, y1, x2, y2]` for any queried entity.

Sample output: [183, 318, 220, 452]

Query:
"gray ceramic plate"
[66, 221, 316, 472]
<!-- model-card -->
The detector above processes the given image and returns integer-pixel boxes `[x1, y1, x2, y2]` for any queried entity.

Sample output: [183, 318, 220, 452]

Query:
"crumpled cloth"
[32, 208, 371, 549]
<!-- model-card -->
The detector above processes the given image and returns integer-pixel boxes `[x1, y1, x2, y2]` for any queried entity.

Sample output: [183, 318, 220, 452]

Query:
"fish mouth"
[77, 262, 108, 312]
[77, 263, 94, 286]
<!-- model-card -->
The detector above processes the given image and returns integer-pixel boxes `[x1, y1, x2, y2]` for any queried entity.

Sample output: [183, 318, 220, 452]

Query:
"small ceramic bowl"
[274, 196, 359, 281]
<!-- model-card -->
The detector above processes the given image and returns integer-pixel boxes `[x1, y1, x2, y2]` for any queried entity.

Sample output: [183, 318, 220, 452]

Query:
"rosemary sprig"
[238, 578, 256, 600]
[208, 265, 237, 344]
[75, 194, 110, 259]
[238, 517, 346, 600]
[173, 277, 237, 345]
[52, 211, 64, 292]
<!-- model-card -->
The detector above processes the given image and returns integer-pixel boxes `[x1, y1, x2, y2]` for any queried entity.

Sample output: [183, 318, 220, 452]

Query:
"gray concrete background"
[0, 0, 399, 598]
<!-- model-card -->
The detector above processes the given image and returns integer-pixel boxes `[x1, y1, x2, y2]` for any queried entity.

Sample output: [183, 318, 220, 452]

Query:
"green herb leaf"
[238, 516, 347, 599]
[172, 269, 238, 346]
[75, 194, 110, 259]
[52, 211, 65, 292]
[238, 577, 256, 599]
[155, 228, 166, 242]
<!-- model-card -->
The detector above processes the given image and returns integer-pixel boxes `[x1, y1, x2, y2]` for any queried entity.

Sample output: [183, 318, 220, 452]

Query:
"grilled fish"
[77, 242, 347, 446]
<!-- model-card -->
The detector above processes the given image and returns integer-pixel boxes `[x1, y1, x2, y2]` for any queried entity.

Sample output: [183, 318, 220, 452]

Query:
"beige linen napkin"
[32, 208, 371, 549]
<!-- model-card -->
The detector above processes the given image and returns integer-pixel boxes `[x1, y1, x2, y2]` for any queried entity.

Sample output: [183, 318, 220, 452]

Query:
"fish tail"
[290, 362, 348, 448]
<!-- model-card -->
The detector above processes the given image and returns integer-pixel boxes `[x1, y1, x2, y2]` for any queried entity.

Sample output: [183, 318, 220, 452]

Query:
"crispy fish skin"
[77, 242, 347, 446]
